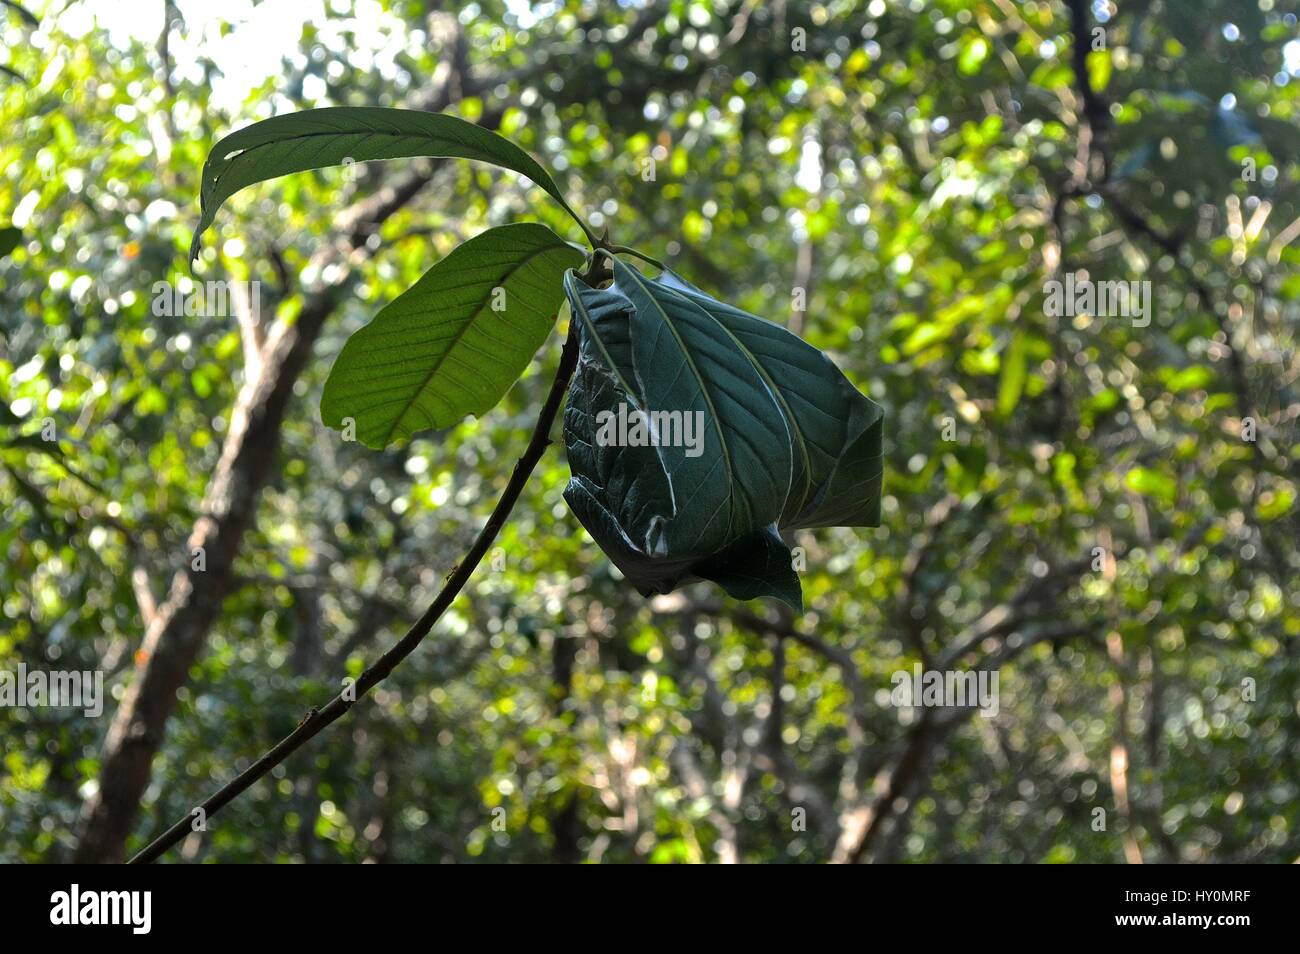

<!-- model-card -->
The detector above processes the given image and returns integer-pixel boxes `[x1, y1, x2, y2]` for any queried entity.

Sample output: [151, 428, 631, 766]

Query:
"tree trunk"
[73, 42, 471, 861]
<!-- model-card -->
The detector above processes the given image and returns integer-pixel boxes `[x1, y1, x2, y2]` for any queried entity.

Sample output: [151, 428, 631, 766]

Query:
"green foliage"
[0, 0, 36, 83]
[0, 225, 20, 258]
[320, 223, 581, 448]
[0, 1, 37, 27]
[191, 107, 592, 262]
[1, 0, 1297, 865]
[563, 261, 882, 608]
[202, 98, 883, 609]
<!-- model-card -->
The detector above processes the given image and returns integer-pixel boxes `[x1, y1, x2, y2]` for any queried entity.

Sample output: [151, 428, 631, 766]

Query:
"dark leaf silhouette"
[562, 260, 883, 610]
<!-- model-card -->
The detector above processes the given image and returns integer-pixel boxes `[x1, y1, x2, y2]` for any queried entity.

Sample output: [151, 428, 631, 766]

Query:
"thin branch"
[712, 604, 854, 839]
[896, 492, 961, 666]
[76, 32, 502, 860]
[1064, 3, 1293, 592]
[230, 276, 264, 380]
[129, 310, 589, 864]
[1064, 0, 1109, 187]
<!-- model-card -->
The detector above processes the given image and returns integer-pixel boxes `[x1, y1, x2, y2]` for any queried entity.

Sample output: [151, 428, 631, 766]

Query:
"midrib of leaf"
[217, 129, 468, 179]
[662, 283, 822, 509]
[382, 240, 568, 445]
[616, 263, 739, 519]
[213, 113, 525, 168]
[673, 280, 869, 525]
[565, 276, 642, 408]
[199, 110, 593, 248]
[693, 314, 813, 522]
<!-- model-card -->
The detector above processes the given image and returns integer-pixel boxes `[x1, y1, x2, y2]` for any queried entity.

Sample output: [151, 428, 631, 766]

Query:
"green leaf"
[997, 331, 1027, 417]
[1165, 364, 1214, 393]
[958, 36, 990, 76]
[1125, 466, 1177, 504]
[562, 259, 884, 610]
[320, 223, 582, 449]
[1086, 49, 1112, 92]
[613, 259, 796, 556]
[191, 107, 590, 261]
[654, 268, 883, 530]
[1, 1, 39, 27]
[0, 226, 21, 258]
[692, 526, 803, 609]
[1256, 485, 1295, 522]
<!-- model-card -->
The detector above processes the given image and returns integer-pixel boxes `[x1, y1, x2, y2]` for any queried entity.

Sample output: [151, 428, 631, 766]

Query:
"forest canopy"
[0, 0, 1297, 864]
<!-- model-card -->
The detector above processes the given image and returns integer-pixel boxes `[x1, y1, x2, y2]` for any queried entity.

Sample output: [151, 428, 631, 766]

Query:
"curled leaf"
[562, 259, 884, 610]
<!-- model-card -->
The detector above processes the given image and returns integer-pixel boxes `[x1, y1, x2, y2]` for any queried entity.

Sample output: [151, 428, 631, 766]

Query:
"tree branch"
[74, 23, 504, 861]
[129, 314, 586, 864]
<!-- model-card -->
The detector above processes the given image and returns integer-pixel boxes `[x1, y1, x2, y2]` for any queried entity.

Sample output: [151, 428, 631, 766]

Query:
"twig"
[129, 309, 588, 863]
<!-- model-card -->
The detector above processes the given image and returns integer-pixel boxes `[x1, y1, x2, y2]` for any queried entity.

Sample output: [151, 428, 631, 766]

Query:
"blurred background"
[1, 0, 1297, 863]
